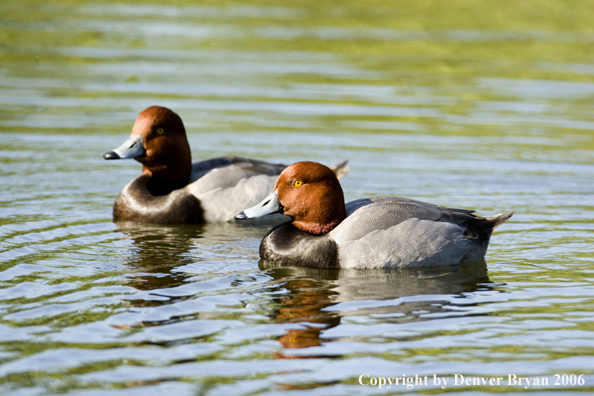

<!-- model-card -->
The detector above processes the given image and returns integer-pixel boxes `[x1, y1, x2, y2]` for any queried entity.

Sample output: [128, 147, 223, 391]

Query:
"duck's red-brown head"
[104, 106, 192, 195]
[235, 161, 346, 235]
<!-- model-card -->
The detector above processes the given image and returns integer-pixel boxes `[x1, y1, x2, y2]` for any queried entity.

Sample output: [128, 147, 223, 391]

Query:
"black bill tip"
[103, 151, 120, 160]
[234, 211, 247, 220]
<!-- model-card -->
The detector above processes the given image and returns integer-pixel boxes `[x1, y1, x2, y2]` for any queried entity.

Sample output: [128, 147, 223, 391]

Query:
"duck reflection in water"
[115, 220, 273, 306]
[115, 221, 200, 297]
[260, 260, 495, 358]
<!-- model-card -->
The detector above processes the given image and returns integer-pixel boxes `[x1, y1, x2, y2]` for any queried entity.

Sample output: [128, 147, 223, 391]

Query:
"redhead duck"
[235, 161, 514, 268]
[104, 107, 348, 224]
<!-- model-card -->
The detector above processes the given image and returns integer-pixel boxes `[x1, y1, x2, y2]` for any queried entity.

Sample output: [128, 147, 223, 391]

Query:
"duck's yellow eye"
[156, 128, 164, 134]
[293, 180, 303, 187]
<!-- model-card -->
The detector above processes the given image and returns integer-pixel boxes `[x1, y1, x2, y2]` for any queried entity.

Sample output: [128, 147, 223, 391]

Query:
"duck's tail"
[465, 210, 514, 239]
[328, 160, 350, 180]
[486, 210, 515, 230]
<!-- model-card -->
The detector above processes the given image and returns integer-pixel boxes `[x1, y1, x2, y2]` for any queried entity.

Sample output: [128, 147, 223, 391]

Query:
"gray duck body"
[114, 156, 285, 224]
[260, 196, 513, 268]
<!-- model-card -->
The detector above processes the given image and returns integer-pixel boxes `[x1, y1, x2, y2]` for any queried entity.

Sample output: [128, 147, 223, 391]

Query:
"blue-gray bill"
[103, 134, 145, 160]
[235, 190, 283, 220]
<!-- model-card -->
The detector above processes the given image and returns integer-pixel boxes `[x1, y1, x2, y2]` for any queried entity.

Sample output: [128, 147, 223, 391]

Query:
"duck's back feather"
[192, 173, 284, 222]
[329, 196, 512, 268]
[185, 157, 286, 222]
[335, 197, 472, 242]
[189, 156, 285, 184]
